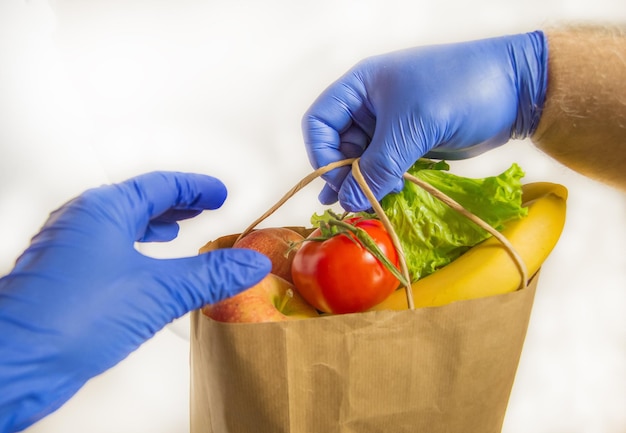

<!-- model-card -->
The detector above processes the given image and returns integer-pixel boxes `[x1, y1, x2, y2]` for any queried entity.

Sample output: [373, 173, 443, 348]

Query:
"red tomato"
[291, 217, 400, 314]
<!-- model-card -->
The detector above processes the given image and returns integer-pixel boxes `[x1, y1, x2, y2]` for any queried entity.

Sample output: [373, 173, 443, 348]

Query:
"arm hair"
[531, 24, 626, 191]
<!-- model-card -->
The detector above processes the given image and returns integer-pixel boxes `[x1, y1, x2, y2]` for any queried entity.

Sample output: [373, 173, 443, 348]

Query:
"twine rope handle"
[350, 162, 415, 309]
[237, 158, 529, 311]
[237, 158, 357, 240]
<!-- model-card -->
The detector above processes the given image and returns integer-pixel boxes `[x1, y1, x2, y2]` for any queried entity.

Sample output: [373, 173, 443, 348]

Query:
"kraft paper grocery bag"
[190, 159, 542, 433]
[189, 232, 539, 433]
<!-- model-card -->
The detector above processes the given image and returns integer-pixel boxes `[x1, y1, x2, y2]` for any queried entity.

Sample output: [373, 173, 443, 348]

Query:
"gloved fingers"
[304, 99, 374, 206]
[337, 115, 420, 211]
[339, 123, 371, 158]
[119, 171, 227, 216]
[302, 121, 350, 205]
[152, 208, 204, 223]
[108, 172, 228, 242]
[302, 71, 374, 181]
[302, 77, 368, 160]
[138, 209, 204, 242]
[327, 153, 406, 212]
[192, 247, 272, 306]
[313, 122, 373, 206]
[44, 172, 225, 243]
[139, 221, 180, 242]
[142, 248, 272, 322]
[318, 183, 339, 205]
[338, 168, 405, 212]
[302, 111, 346, 168]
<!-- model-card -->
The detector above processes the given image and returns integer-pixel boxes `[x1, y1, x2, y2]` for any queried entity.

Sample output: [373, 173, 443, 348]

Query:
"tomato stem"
[306, 211, 409, 288]
[277, 288, 294, 313]
[284, 240, 302, 258]
[326, 219, 409, 288]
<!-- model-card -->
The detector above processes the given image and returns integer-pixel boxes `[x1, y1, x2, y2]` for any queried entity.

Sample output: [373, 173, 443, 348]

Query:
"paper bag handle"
[237, 158, 528, 310]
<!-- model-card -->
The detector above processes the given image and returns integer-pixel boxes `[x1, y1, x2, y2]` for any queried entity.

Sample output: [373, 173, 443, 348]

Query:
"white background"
[1, 0, 625, 432]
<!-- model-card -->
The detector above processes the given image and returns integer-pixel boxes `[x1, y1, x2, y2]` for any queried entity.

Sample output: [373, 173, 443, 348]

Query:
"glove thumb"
[143, 248, 271, 325]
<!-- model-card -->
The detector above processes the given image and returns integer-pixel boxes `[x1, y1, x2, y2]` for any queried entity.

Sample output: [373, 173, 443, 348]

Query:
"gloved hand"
[0, 172, 271, 433]
[303, 31, 548, 211]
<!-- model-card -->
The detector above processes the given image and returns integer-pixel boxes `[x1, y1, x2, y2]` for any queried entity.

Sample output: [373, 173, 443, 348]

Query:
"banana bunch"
[369, 182, 568, 311]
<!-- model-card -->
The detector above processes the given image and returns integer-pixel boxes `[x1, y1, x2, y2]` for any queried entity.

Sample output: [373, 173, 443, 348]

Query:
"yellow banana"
[368, 182, 568, 311]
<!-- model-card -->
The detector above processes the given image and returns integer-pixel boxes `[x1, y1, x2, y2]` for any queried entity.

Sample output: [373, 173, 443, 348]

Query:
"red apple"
[202, 273, 319, 323]
[232, 227, 304, 283]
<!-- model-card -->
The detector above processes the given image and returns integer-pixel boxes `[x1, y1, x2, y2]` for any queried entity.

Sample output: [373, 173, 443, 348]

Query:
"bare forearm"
[531, 25, 626, 190]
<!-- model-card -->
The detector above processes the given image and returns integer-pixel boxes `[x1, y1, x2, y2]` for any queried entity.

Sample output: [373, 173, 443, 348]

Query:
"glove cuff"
[511, 30, 549, 139]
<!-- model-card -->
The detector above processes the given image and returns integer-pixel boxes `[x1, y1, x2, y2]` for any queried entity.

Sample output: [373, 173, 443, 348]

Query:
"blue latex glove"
[303, 31, 548, 211]
[0, 172, 271, 433]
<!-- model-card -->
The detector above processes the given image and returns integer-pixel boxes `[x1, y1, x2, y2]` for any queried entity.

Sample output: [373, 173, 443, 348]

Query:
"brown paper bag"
[190, 231, 538, 433]
[190, 160, 538, 433]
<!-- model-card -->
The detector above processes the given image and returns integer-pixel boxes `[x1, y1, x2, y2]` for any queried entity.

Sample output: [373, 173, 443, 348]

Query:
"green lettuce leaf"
[380, 159, 527, 282]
